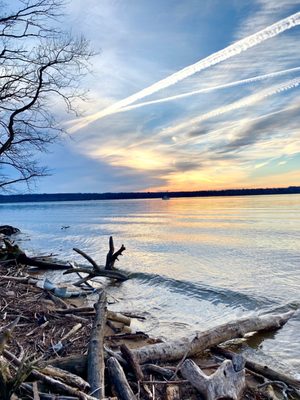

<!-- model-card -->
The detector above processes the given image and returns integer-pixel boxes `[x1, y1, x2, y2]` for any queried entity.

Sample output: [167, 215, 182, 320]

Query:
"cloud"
[39, 0, 300, 193]
[68, 10, 300, 132]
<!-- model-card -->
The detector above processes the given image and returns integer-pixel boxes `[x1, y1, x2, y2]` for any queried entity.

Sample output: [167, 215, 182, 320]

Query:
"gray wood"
[88, 291, 107, 399]
[180, 358, 245, 400]
[130, 311, 295, 364]
[107, 357, 137, 400]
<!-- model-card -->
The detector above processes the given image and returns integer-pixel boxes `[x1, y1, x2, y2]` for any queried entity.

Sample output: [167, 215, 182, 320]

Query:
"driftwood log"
[48, 310, 296, 384]
[64, 238, 128, 284]
[107, 357, 137, 400]
[129, 311, 295, 364]
[3, 350, 96, 400]
[212, 346, 300, 392]
[88, 291, 107, 399]
[181, 357, 245, 400]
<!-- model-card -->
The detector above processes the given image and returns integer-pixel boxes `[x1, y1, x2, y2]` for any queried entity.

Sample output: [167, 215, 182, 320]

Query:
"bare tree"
[0, 0, 92, 190]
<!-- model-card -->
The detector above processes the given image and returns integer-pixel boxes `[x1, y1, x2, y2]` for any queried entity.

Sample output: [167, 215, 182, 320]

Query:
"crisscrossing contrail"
[118, 66, 300, 112]
[70, 11, 300, 132]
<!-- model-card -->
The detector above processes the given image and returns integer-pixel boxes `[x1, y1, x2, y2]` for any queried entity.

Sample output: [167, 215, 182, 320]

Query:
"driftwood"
[3, 350, 96, 400]
[64, 267, 128, 283]
[40, 366, 90, 392]
[141, 364, 175, 380]
[180, 358, 245, 400]
[105, 236, 126, 270]
[88, 291, 107, 399]
[212, 346, 300, 391]
[65, 240, 128, 284]
[1, 238, 70, 269]
[107, 357, 137, 400]
[48, 354, 88, 377]
[54, 307, 131, 326]
[129, 311, 295, 364]
[120, 344, 144, 382]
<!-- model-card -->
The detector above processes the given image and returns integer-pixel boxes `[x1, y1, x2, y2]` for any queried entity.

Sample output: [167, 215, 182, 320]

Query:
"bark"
[64, 268, 129, 283]
[3, 350, 96, 400]
[212, 346, 300, 390]
[105, 236, 126, 270]
[55, 307, 131, 326]
[180, 358, 245, 400]
[41, 366, 90, 392]
[47, 354, 87, 377]
[130, 311, 295, 364]
[18, 253, 71, 270]
[120, 344, 144, 382]
[88, 291, 107, 399]
[107, 357, 137, 400]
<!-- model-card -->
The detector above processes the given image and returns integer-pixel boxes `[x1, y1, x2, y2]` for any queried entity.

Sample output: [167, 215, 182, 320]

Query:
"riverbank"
[0, 186, 299, 204]
[1, 228, 300, 399]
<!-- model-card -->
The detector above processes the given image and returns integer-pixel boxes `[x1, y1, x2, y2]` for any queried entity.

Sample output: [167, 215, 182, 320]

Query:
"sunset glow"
[35, 0, 300, 193]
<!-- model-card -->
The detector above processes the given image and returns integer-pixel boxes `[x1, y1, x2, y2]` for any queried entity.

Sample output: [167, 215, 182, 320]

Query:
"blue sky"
[35, 0, 300, 193]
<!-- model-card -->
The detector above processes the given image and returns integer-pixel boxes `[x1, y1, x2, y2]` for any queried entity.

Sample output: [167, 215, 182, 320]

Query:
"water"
[1, 194, 300, 371]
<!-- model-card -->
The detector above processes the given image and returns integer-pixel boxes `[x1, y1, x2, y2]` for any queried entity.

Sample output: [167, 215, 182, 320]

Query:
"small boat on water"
[162, 194, 170, 200]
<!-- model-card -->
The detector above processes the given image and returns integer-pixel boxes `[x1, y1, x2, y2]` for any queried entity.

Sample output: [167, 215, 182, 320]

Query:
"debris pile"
[0, 227, 299, 399]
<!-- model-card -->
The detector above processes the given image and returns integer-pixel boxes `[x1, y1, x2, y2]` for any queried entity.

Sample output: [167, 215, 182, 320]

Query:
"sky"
[36, 0, 300, 193]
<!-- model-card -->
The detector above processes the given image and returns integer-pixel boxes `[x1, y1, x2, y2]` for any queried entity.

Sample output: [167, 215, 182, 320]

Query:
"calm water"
[1, 195, 300, 371]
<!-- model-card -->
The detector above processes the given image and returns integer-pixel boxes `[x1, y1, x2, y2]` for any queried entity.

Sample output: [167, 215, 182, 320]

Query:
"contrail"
[69, 11, 300, 132]
[162, 77, 300, 136]
[119, 66, 300, 112]
[168, 104, 300, 148]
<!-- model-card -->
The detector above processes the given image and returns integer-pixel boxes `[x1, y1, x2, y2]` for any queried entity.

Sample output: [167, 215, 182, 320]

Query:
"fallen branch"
[107, 357, 137, 400]
[129, 311, 295, 364]
[3, 350, 96, 400]
[88, 291, 107, 399]
[180, 358, 245, 400]
[211, 346, 300, 392]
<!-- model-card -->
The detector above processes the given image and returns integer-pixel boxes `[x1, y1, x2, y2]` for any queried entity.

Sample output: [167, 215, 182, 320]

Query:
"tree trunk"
[212, 346, 300, 391]
[88, 291, 107, 399]
[180, 358, 245, 400]
[107, 357, 137, 400]
[130, 311, 294, 364]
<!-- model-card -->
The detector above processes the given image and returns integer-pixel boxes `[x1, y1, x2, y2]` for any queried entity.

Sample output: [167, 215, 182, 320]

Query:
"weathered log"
[212, 346, 300, 391]
[47, 354, 88, 377]
[107, 357, 137, 400]
[88, 291, 107, 399]
[3, 350, 96, 400]
[40, 366, 90, 392]
[54, 307, 131, 325]
[180, 358, 245, 400]
[141, 364, 175, 380]
[18, 253, 71, 270]
[120, 344, 144, 382]
[105, 236, 126, 270]
[129, 311, 295, 364]
[107, 311, 131, 326]
[120, 344, 153, 399]
[64, 268, 128, 282]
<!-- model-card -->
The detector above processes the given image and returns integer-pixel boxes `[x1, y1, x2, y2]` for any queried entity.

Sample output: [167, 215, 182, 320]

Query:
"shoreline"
[0, 186, 300, 204]
[1, 228, 300, 399]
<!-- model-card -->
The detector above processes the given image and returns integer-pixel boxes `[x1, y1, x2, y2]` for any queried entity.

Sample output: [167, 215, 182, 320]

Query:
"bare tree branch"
[0, 0, 93, 190]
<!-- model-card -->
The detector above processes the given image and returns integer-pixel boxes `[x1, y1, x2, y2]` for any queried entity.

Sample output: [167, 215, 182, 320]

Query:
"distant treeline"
[0, 186, 299, 204]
